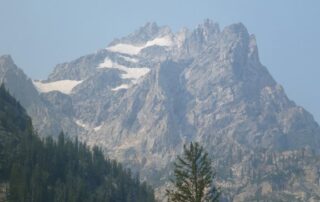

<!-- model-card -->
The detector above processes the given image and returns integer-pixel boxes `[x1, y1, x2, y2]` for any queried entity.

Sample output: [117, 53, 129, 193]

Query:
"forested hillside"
[0, 84, 155, 202]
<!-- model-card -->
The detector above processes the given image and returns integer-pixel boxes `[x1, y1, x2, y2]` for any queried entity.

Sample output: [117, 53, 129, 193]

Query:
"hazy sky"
[0, 0, 319, 122]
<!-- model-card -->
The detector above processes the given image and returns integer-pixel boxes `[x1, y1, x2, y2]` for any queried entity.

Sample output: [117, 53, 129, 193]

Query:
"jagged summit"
[0, 55, 17, 74]
[109, 21, 172, 46]
[0, 54, 14, 64]
[1, 20, 320, 201]
[194, 19, 220, 39]
[0, 55, 82, 138]
[0, 54, 39, 108]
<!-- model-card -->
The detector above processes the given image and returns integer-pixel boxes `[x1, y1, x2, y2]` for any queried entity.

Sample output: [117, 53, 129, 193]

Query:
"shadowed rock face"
[0, 55, 83, 138]
[1, 20, 320, 201]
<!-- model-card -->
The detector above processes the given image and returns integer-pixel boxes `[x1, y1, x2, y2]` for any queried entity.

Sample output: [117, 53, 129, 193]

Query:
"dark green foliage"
[166, 142, 220, 202]
[0, 83, 33, 183]
[0, 84, 155, 202]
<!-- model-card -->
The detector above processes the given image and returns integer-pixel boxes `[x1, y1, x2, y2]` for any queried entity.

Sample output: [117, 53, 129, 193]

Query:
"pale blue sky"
[0, 0, 319, 122]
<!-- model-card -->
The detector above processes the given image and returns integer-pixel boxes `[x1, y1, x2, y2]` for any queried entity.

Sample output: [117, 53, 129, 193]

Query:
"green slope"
[0, 84, 155, 202]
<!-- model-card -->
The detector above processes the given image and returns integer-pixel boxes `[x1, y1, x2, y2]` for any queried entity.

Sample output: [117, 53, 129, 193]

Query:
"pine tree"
[166, 142, 220, 202]
[9, 163, 26, 202]
[0, 85, 156, 202]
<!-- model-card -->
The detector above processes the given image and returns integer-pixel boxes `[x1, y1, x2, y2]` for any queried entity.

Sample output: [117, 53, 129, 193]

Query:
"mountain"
[0, 83, 34, 200]
[0, 55, 83, 137]
[0, 83, 33, 178]
[1, 19, 320, 201]
[0, 85, 155, 202]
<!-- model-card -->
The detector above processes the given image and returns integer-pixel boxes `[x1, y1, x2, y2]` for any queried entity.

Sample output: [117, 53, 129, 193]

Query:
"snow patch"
[112, 84, 130, 91]
[94, 124, 103, 132]
[98, 58, 150, 91]
[145, 36, 173, 47]
[106, 44, 142, 55]
[118, 138, 141, 150]
[33, 80, 83, 94]
[119, 66, 150, 81]
[75, 119, 90, 130]
[119, 55, 139, 63]
[98, 59, 150, 81]
[98, 58, 113, 68]
[106, 36, 173, 55]
[75, 120, 103, 132]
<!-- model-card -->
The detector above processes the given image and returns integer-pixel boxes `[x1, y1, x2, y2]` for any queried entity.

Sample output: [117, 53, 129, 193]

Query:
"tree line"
[0, 84, 155, 202]
[0, 84, 220, 202]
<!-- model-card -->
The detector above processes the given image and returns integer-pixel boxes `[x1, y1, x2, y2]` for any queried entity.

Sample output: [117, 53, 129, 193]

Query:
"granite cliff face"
[1, 20, 320, 201]
[0, 55, 83, 137]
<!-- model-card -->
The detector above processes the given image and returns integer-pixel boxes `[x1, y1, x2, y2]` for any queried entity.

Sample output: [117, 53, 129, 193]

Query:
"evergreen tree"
[0, 85, 156, 202]
[166, 142, 220, 202]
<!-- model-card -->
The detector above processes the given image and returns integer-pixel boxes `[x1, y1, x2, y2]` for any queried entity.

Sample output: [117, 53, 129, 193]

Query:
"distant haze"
[0, 0, 319, 123]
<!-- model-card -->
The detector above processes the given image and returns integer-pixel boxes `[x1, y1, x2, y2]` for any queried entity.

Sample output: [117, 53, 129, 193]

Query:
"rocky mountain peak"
[0, 54, 14, 62]
[180, 20, 220, 57]
[223, 22, 248, 36]
[110, 22, 172, 46]
[0, 55, 16, 73]
[196, 19, 220, 38]
[140, 22, 161, 35]
[2, 21, 320, 201]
